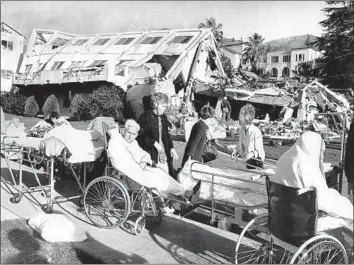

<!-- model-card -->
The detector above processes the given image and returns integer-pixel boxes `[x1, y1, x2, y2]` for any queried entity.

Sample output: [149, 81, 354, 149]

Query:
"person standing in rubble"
[137, 92, 179, 179]
[231, 104, 265, 169]
[345, 121, 354, 198]
[220, 96, 231, 123]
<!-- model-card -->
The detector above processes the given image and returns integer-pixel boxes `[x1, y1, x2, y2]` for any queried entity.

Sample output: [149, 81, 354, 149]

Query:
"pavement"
[1, 139, 352, 264]
[1, 141, 242, 264]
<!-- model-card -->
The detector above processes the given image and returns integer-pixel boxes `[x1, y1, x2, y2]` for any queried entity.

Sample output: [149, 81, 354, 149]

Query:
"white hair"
[125, 119, 140, 132]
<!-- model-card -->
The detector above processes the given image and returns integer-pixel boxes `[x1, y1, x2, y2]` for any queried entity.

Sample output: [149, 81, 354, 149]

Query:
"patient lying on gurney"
[274, 131, 353, 232]
[107, 119, 185, 213]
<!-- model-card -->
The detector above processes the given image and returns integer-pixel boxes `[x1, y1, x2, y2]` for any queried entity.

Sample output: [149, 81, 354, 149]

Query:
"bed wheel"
[45, 205, 53, 213]
[134, 216, 146, 236]
[11, 194, 22, 204]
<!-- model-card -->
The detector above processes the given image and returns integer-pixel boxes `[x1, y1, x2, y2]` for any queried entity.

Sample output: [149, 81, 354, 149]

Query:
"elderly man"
[107, 119, 185, 213]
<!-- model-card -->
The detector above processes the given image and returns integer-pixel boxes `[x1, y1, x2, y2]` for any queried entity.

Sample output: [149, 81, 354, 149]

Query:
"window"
[92, 38, 110, 46]
[271, 68, 278, 78]
[168, 36, 193, 44]
[114, 38, 135, 45]
[88, 60, 108, 67]
[140, 36, 162, 45]
[25, 65, 32, 73]
[296, 54, 305, 62]
[51, 61, 65, 70]
[51, 38, 69, 49]
[271, 56, 279, 63]
[1, 40, 13, 51]
[71, 39, 89, 46]
[282, 67, 290, 77]
[1, 70, 13, 79]
[283, 55, 291, 62]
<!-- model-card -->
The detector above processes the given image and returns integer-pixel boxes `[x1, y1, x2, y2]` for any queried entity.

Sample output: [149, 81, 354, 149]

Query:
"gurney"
[1, 125, 105, 213]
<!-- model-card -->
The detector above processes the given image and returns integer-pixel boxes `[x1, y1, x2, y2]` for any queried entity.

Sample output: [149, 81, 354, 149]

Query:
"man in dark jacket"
[345, 121, 354, 196]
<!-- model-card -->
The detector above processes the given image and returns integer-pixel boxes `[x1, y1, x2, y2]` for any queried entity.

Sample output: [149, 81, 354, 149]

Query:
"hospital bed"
[1, 127, 105, 213]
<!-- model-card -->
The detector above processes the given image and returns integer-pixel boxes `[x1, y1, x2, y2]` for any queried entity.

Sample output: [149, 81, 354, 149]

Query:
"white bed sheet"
[178, 160, 268, 207]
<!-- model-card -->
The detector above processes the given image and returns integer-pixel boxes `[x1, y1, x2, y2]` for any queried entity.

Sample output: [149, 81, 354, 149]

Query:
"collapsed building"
[14, 28, 225, 118]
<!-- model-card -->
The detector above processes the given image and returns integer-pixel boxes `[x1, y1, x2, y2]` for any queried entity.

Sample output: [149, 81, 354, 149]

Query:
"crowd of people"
[110, 91, 353, 226]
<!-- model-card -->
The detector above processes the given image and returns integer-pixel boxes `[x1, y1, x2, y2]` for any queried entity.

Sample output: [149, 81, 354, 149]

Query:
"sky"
[1, 1, 328, 42]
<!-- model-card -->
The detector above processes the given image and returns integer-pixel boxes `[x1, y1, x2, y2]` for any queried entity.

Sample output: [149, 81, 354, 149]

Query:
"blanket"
[107, 130, 185, 197]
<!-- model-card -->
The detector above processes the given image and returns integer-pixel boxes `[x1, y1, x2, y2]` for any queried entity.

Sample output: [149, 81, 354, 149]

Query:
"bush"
[69, 94, 91, 121]
[42, 94, 60, 116]
[87, 84, 126, 124]
[0, 92, 27, 115]
[24, 96, 40, 117]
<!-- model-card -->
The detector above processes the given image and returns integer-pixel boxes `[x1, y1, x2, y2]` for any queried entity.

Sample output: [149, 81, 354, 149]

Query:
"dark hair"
[199, 105, 214, 120]
[142, 92, 169, 110]
[45, 111, 60, 125]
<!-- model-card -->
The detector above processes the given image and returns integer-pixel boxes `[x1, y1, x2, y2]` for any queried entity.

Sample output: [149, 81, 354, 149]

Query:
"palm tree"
[199, 17, 224, 46]
[243, 33, 266, 71]
[292, 61, 318, 82]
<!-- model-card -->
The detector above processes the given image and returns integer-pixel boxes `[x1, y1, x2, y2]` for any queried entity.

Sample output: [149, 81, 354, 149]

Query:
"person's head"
[123, 119, 140, 143]
[239, 104, 255, 130]
[199, 105, 215, 121]
[296, 131, 325, 172]
[224, 96, 227, 101]
[146, 92, 169, 115]
[45, 111, 60, 125]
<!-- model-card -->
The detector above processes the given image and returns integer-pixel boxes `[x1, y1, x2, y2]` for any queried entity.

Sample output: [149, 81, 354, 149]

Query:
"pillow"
[28, 213, 87, 243]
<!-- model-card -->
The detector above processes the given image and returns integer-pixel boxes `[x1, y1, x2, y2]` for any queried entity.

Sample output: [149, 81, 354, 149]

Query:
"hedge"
[69, 93, 91, 121]
[42, 94, 60, 116]
[24, 96, 40, 117]
[0, 92, 28, 116]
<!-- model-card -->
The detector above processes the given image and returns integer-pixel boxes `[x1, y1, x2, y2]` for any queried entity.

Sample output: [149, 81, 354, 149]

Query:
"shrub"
[69, 94, 91, 121]
[87, 84, 126, 124]
[0, 92, 27, 115]
[24, 96, 40, 117]
[42, 94, 60, 116]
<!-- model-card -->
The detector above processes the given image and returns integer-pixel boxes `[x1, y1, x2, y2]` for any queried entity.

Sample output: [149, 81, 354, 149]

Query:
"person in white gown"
[274, 131, 353, 232]
[107, 119, 184, 213]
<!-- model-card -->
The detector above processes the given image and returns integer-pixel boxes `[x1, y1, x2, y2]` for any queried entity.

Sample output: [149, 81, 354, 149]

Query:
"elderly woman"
[181, 105, 215, 168]
[275, 131, 353, 231]
[137, 92, 179, 179]
[232, 104, 265, 169]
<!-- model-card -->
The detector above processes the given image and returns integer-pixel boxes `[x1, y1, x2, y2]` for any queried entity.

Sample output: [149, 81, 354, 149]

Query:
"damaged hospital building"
[14, 28, 225, 117]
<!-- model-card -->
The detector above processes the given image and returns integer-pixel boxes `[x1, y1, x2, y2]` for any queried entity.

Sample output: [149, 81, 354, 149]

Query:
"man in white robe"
[107, 119, 185, 213]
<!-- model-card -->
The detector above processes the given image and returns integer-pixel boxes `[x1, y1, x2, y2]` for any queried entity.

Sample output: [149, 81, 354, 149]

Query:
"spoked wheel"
[134, 215, 146, 236]
[290, 234, 349, 264]
[84, 176, 131, 229]
[235, 214, 292, 264]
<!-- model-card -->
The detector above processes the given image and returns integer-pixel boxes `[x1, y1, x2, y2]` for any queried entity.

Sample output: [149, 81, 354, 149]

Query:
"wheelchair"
[82, 129, 163, 236]
[235, 177, 352, 264]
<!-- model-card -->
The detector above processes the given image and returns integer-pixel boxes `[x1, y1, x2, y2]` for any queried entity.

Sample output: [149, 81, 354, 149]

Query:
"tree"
[292, 61, 318, 82]
[315, 1, 354, 89]
[220, 52, 235, 79]
[243, 33, 266, 71]
[198, 17, 224, 46]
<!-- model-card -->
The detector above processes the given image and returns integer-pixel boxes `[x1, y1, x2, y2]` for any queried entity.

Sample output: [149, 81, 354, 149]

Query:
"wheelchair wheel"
[84, 176, 131, 229]
[290, 234, 348, 264]
[134, 215, 146, 236]
[235, 214, 292, 264]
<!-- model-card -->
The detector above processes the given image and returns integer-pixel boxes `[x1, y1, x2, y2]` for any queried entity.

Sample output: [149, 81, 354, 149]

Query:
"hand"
[245, 151, 255, 161]
[154, 142, 164, 153]
[170, 148, 179, 160]
[139, 162, 147, 170]
[231, 149, 237, 159]
[141, 155, 152, 165]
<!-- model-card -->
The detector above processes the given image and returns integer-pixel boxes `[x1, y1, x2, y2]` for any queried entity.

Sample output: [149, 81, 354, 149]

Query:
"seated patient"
[275, 131, 353, 232]
[107, 119, 184, 213]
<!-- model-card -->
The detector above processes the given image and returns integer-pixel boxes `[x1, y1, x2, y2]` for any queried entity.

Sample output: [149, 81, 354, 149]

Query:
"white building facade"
[1, 22, 25, 93]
